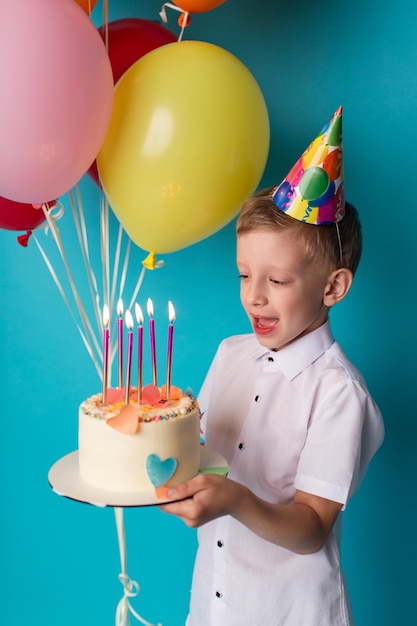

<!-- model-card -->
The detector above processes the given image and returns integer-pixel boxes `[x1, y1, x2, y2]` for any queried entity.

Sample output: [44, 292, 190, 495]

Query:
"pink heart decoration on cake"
[146, 454, 177, 488]
[106, 388, 125, 404]
[141, 384, 163, 405]
[106, 404, 139, 435]
[160, 384, 182, 400]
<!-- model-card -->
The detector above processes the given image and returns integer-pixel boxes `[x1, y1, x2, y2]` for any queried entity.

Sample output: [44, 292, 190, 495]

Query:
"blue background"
[1, 0, 415, 623]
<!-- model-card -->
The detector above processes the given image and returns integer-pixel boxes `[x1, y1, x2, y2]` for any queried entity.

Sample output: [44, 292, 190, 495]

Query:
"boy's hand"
[158, 473, 242, 528]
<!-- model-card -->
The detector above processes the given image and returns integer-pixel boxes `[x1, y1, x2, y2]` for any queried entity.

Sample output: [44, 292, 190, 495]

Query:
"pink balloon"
[0, 0, 114, 204]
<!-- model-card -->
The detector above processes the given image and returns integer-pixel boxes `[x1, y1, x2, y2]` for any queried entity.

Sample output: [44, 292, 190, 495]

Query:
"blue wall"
[1, 0, 416, 623]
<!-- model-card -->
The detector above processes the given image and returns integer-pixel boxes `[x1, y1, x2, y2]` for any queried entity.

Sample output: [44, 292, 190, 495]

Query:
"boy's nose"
[245, 281, 267, 306]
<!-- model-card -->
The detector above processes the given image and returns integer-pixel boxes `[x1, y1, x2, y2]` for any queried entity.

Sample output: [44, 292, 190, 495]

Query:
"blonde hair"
[236, 186, 362, 274]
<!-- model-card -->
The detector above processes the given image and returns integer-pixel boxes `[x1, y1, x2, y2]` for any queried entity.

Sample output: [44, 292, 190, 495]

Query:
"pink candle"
[124, 310, 134, 405]
[135, 303, 144, 404]
[101, 304, 110, 406]
[117, 298, 124, 389]
[147, 298, 158, 386]
[166, 301, 176, 401]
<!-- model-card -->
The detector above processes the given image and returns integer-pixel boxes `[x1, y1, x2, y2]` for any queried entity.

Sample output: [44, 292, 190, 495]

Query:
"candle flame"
[103, 304, 110, 327]
[147, 298, 154, 317]
[168, 301, 176, 323]
[117, 298, 124, 316]
[125, 310, 134, 330]
[135, 303, 144, 325]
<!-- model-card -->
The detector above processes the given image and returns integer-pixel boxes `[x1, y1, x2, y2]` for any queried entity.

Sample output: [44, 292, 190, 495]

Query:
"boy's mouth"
[252, 316, 278, 335]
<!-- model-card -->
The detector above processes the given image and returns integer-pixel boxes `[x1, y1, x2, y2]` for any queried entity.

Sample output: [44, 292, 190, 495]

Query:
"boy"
[160, 107, 384, 625]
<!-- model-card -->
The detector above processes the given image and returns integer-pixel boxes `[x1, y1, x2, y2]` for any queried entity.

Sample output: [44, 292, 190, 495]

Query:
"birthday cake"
[78, 384, 201, 495]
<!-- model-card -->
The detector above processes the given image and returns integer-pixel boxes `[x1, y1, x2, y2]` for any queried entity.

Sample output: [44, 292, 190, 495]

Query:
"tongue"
[258, 317, 277, 329]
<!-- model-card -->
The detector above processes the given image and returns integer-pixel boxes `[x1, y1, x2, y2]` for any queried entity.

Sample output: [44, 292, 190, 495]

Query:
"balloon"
[88, 18, 177, 186]
[0, 197, 55, 231]
[299, 167, 329, 201]
[323, 148, 343, 180]
[98, 18, 177, 84]
[73, 0, 99, 14]
[0, 0, 114, 204]
[173, 0, 227, 13]
[273, 182, 294, 211]
[97, 41, 270, 254]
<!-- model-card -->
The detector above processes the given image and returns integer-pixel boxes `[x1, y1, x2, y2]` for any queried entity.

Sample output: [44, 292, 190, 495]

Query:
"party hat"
[272, 106, 344, 224]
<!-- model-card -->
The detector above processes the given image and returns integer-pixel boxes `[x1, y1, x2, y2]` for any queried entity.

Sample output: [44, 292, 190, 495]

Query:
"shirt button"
[238, 442, 245, 450]
[215, 590, 223, 598]
[268, 356, 274, 362]
[254, 395, 260, 402]
[217, 540, 224, 547]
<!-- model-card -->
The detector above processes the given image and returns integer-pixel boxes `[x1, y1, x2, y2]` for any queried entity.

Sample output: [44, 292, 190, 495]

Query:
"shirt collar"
[256, 320, 335, 381]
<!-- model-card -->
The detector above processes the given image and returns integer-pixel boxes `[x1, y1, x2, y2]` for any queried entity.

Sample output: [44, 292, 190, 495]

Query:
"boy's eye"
[237, 273, 249, 280]
[270, 278, 286, 285]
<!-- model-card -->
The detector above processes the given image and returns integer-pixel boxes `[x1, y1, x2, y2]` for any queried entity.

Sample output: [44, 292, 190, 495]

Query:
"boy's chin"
[253, 332, 281, 351]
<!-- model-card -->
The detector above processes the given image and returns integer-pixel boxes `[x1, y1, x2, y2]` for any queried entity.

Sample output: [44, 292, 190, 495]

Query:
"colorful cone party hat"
[272, 106, 345, 224]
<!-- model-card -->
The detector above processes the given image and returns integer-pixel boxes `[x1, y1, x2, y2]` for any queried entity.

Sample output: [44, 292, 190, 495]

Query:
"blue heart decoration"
[146, 454, 178, 488]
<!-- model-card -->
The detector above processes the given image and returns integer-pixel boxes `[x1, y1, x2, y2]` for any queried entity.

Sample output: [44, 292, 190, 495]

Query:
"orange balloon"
[73, 0, 98, 14]
[174, 0, 226, 13]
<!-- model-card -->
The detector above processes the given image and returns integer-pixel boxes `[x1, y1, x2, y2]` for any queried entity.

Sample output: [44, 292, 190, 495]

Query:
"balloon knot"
[178, 12, 191, 27]
[142, 251, 157, 270]
[17, 230, 32, 247]
[159, 3, 190, 39]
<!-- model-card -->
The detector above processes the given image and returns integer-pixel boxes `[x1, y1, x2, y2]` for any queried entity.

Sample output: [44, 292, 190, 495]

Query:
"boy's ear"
[323, 268, 353, 307]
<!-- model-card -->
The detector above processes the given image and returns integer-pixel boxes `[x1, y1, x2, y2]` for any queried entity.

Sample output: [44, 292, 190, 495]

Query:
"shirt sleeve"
[294, 372, 384, 509]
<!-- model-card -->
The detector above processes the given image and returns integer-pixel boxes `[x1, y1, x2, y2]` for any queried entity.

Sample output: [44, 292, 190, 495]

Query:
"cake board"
[48, 446, 229, 507]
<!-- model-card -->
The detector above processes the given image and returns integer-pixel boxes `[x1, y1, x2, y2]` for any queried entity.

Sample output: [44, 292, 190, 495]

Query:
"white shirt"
[187, 322, 384, 626]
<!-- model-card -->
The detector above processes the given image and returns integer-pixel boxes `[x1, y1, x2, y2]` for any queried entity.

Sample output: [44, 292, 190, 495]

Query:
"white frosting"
[78, 393, 201, 493]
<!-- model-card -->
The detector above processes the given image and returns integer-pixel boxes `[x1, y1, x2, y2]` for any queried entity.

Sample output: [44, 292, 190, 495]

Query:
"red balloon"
[0, 196, 55, 230]
[98, 18, 177, 84]
[88, 19, 177, 187]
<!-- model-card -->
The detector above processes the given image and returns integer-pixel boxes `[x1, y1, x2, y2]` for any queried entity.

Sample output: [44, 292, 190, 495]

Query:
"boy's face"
[237, 229, 331, 352]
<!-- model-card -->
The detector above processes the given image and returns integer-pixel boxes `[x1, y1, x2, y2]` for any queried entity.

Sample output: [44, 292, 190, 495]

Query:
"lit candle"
[147, 298, 157, 386]
[101, 304, 110, 406]
[124, 310, 134, 405]
[135, 303, 144, 404]
[166, 301, 176, 401]
[117, 298, 124, 389]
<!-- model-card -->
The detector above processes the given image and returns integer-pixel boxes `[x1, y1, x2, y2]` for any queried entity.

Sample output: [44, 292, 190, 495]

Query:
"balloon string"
[68, 186, 102, 340]
[100, 194, 111, 310]
[119, 238, 131, 302]
[159, 3, 190, 40]
[109, 223, 126, 366]
[42, 203, 101, 355]
[102, 0, 109, 49]
[100, 198, 142, 375]
[32, 231, 102, 380]
[30, 184, 148, 388]
[127, 265, 146, 313]
[114, 508, 163, 626]
[39, 205, 102, 378]
[42, 200, 65, 224]
[110, 224, 124, 314]
[63, 190, 103, 360]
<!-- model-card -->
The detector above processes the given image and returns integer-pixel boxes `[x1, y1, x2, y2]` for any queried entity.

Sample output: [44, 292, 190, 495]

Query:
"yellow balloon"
[97, 41, 270, 253]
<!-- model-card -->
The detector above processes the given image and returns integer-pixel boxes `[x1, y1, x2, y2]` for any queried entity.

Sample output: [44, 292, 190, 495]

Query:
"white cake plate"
[48, 447, 229, 508]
